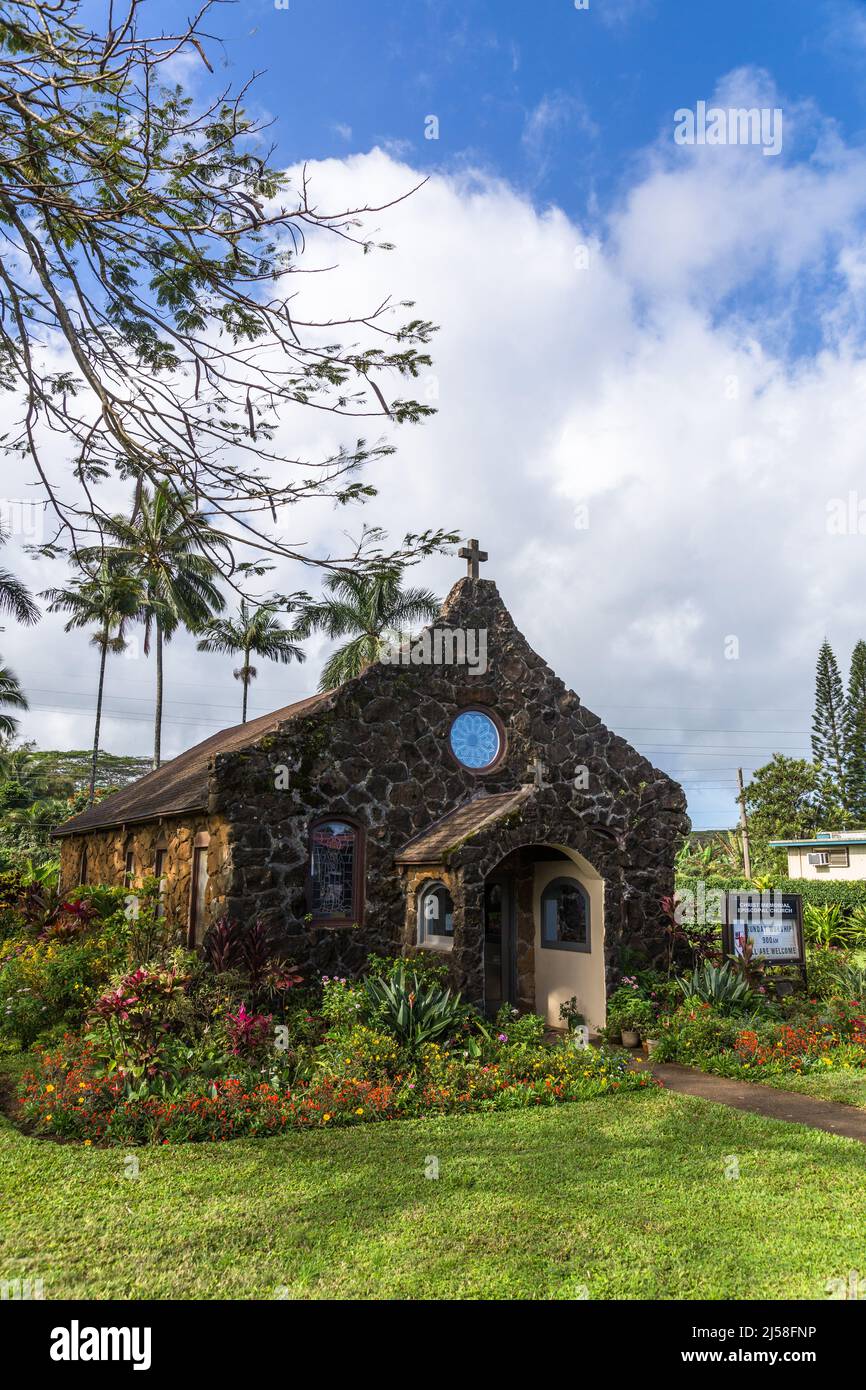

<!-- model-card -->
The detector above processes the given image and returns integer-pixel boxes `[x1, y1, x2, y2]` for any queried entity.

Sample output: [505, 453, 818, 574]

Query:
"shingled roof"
[394, 787, 533, 865]
[52, 690, 333, 837]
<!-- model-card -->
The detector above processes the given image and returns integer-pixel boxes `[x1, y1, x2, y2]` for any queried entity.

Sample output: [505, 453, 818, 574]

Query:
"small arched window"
[123, 837, 135, 889]
[540, 877, 591, 953]
[417, 880, 454, 949]
[78, 846, 88, 887]
[309, 818, 363, 925]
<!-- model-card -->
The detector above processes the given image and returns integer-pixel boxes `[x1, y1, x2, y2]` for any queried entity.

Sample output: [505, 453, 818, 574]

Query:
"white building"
[769, 830, 866, 880]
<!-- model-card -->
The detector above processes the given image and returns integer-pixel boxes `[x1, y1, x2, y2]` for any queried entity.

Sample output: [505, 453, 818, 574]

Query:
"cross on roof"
[458, 537, 488, 580]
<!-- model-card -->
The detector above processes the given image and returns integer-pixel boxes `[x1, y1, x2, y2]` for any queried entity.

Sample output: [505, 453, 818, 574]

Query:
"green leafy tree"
[297, 570, 439, 690]
[88, 484, 227, 769]
[0, 0, 453, 576]
[744, 754, 845, 871]
[197, 600, 306, 723]
[812, 639, 848, 813]
[844, 639, 866, 824]
[42, 562, 144, 801]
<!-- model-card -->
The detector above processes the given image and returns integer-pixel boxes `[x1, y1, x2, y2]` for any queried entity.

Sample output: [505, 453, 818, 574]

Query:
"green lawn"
[2, 1080, 865, 1299]
[756, 1068, 866, 1109]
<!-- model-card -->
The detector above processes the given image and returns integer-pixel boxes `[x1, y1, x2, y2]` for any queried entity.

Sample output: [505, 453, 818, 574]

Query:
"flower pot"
[642, 1038, 659, 1056]
[621, 1029, 640, 1048]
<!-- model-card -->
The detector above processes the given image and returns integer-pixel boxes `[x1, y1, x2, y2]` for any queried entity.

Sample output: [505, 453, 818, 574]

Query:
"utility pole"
[736, 767, 752, 880]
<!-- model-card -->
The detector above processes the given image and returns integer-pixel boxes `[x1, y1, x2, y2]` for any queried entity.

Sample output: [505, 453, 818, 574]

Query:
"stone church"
[54, 546, 689, 1027]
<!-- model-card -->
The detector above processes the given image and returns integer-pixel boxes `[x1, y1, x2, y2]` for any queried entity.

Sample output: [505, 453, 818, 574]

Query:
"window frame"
[416, 879, 455, 951]
[539, 876, 591, 954]
[122, 839, 135, 889]
[187, 831, 210, 948]
[306, 816, 365, 928]
[154, 845, 168, 919]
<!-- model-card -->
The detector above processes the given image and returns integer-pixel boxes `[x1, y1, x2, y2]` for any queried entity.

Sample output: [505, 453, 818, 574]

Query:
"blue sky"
[13, 0, 866, 830]
[182, 0, 866, 206]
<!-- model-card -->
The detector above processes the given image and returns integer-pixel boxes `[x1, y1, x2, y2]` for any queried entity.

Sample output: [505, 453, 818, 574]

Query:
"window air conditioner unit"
[808, 852, 830, 866]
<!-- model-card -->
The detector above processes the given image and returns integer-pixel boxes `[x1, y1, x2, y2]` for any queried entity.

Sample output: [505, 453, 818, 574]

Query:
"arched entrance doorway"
[483, 843, 606, 1027]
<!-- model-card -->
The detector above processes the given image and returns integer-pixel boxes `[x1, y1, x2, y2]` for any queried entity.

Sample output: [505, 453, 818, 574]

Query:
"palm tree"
[42, 562, 144, 802]
[296, 569, 439, 690]
[197, 599, 306, 723]
[88, 483, 228, 769]
[0, 663, 28, 739]
[118, 487, 227, 770]
[0, 521, 39, 628]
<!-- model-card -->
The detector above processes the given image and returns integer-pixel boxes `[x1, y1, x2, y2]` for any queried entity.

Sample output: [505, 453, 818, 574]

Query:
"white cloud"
[6, 78, 866, 830]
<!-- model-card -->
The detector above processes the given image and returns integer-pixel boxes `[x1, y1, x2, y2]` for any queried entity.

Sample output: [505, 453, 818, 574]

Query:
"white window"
[417, 881, 454, 950]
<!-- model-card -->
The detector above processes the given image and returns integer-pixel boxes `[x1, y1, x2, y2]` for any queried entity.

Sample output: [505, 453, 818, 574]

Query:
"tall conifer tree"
[812, 639, 847, 813]
[845, 639, 866, 822]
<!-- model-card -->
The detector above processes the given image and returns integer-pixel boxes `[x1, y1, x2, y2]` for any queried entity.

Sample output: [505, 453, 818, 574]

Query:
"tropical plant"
[0, 521, 39, 628]
[43, 561, 144, 800]
[296, 569, 439, 690]
[0, 662, 28, 739]
[197, 599, 305, 723]
[362, 965, 465, 1052]
[677, 961, 755, 1012]
[87, 484, 228, 767]
[803, 903, 845, 949]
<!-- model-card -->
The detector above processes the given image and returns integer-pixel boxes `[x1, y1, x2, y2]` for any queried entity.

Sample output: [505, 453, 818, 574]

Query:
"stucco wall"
[786, 845, 866, 881]
[533, 854, 606, 1029]
[58, 814, 230, 940]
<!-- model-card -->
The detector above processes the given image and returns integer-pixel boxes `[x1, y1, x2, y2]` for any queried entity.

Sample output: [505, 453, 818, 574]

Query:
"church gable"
[214, 570, 687, 981]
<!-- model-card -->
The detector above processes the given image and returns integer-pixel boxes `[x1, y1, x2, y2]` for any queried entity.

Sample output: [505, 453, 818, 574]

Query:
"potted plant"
[620, 997, 654, 1048]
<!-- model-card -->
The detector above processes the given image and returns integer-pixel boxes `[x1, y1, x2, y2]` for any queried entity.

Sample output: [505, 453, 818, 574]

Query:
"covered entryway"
[482, 844, 606, 1028]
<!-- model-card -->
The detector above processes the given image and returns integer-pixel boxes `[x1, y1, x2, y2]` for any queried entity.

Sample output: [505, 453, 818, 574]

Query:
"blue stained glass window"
[449, 710, 501, 770]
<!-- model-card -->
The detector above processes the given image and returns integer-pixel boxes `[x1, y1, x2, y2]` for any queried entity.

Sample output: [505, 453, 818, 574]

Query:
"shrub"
[653, 1003, 744, 1064]
[0, 921, 127, 1048]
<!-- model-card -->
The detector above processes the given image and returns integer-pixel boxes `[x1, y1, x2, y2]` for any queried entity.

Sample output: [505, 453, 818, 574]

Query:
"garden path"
[648, 1062, 866, 1144]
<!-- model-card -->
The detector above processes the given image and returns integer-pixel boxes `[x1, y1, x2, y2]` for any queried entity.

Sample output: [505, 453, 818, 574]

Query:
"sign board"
[722, 892, 805, 966]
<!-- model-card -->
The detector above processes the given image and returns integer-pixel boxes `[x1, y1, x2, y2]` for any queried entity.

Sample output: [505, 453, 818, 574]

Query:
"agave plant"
[363, 965, 465, 1051]
[677, 961, 754, 1013]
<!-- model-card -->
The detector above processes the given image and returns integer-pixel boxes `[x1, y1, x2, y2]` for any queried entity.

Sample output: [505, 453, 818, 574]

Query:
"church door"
[483, 875, 516, 1015]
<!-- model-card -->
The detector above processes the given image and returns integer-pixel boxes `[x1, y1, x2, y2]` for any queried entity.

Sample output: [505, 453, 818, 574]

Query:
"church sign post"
[722, 891, 806, 994]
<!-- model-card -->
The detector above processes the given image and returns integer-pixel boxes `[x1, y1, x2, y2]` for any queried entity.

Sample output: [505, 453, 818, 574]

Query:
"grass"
[2, 1071, 865, 1299]
[756, 1068, 866, 1109]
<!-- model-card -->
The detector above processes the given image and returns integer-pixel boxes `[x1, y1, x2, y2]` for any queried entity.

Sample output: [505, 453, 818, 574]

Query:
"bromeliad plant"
[362, 965, 466, 1053]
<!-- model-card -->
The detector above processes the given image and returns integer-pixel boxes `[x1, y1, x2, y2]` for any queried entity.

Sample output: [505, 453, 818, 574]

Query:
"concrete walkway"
[649, 1062, 866, 1145]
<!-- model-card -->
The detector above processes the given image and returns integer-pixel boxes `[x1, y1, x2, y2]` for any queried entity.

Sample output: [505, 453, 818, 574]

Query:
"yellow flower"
[355, 1107, 364, 1115]
[323, 1113, 331, 1122]
[83, 1140, 92, 1147]
[45, 1084, 55, 1093]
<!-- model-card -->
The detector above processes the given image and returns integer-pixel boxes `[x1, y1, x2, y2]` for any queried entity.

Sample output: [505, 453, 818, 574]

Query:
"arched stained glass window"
[310, 819, 362, 923]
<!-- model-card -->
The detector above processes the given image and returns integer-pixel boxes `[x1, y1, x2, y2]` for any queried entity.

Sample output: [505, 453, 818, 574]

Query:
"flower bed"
[17, 1034, 659, 1145]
